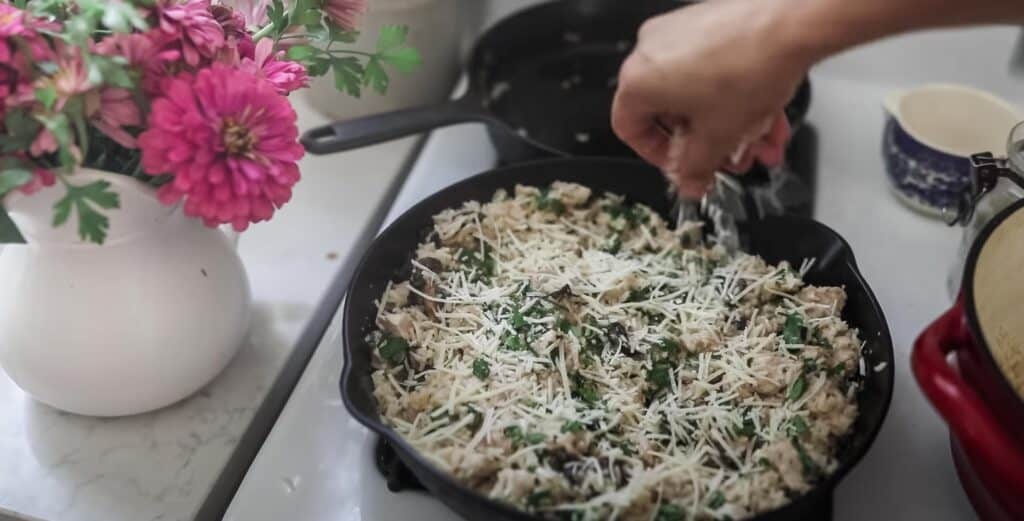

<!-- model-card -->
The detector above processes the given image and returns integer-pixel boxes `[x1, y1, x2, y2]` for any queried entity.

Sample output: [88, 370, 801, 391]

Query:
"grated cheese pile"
[368, 182, 864, 521]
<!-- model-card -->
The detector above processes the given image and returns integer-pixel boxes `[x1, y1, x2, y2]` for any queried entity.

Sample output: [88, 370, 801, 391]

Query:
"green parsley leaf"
[787, 374, 807, 402]
[787, 415, 809, 436]
[377, 335, 408, 365]
[783, 312, 803, 345]
[734, 417, 756, 438]
[503, 334, 526, 351]
[791, 437, 823, 480]
[561, 420, 584, 433]
[363, 57, 389, 94]
[504, 425, 523, 443]
[707, 490, 726, 509]
[327, 21, 358, 43]
[525, 432, 546, 445]
[34, 86, 57, 111]
[380, 46, 421, 73]
[472, 358, 490, 380]
[52, 180, 121, 244]
[648, 360, 674, 390]
[526, 490, 552, 508]
[332, 57, 364, 97]
[0, 167, 32, 196]
[286, 44, 320, 61]
[572, 374, 600, 403]
[654, 504, 685, 521]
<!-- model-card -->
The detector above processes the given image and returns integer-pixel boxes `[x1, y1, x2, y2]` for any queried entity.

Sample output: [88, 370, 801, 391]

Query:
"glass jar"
[947, 121, 1024, 297]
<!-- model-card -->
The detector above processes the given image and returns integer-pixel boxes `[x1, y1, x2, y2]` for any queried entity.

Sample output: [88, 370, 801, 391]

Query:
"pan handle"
[911, 298, 1024, 492]
[301, 97, 493, 155]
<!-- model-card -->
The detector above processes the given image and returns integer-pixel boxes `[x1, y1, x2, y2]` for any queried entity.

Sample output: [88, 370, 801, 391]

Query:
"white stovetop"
[0, 97, 418, 521]
[224, 25, 1024, 521]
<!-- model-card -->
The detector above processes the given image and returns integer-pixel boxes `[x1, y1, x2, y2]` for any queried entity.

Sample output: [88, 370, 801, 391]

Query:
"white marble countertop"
[0, 95, 418, 521]
[224, 24, 1024, 521]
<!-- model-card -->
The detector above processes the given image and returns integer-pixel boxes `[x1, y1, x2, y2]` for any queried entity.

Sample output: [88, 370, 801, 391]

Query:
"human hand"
[612, 0, 812, 197]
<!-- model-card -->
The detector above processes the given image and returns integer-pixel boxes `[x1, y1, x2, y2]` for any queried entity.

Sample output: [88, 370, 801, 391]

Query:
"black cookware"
[340, 158, 893, 521]
[301, 0, 812, 163]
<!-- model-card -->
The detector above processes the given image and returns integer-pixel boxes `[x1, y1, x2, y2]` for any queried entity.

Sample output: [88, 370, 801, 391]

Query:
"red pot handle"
[912, 299, 1024, 487]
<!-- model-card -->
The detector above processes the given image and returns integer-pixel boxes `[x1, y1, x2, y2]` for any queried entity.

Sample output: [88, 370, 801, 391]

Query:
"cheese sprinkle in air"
[368, 182, 863, 521]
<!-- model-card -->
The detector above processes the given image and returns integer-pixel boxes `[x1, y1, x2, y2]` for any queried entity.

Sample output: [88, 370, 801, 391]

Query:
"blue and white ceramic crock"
[882, 84, 1021, 217]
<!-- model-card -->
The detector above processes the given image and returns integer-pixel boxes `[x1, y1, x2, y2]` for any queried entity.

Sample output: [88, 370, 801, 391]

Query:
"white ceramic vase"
[304, 0, 462, 120]
[0, 169, 251, 417]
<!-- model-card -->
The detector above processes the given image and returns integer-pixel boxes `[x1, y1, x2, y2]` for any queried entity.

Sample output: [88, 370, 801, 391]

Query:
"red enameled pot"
[913, 198, 1024, 521]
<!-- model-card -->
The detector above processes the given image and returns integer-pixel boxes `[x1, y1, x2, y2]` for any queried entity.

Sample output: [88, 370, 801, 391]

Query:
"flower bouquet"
[0, 0, 419, 416]
[0, 0, 420, 244]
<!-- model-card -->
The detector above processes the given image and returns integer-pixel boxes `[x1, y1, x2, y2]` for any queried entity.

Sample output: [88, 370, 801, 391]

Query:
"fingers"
[674, 135, 720, 199]
[611, 88, 669, 167]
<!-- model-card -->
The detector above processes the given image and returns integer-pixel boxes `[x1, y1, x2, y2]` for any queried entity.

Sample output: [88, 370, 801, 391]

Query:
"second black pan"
[340, 158, 894, 521]
[301, 0, 812, 163]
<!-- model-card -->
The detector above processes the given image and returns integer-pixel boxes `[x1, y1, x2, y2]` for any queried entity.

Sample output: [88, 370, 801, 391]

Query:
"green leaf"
[787, 374, 807, 402]
[829, 362, 846, 377]
[267, 0, 288, 34]
[654, 504, 684, 521]
[380, 46, 421, 73]
[707, 491, 726, 510]
[525, 432, 545, 445]
[0, 206, 25, 244]
[787, 415, 809, 436]
[377, 335, 408, 365]
[306, 56, 331, 77]
[331, 57, 363, 97]
[572, 374, 600, 403]
[101, 0, 148, 32]
[734, 417, 756, 438]
[504, 425, 523, 443]
[91, 55, 136, 89]
[791, 438, 823, 480]
[35, 86, 57, 111]
[472, 358, 490, 380]
[286, 44, 319, 61]
[363, 57, 389, 94]
[526, 490, 551, 508]
[0, 168, 32, 198]
[561, 420, 584, 433]
[647, 360, 674, 390]
[52, 180, 121, 244]
[376, 24, 409, 52]
[326, 22, 358, 43]
[783, 312, 803, 345]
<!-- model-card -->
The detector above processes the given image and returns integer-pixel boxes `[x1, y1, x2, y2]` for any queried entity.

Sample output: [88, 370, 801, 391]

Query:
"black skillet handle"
[301, 97, 493, 155]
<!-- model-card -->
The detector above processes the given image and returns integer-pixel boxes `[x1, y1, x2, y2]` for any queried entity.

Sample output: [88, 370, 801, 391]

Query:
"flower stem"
[252, 23, 276, 42]
[329, 49, 376, 58]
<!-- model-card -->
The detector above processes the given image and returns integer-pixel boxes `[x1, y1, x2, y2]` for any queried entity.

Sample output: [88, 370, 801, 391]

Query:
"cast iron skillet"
[301, 0, 813, 162]
[341, 158, 894, 521]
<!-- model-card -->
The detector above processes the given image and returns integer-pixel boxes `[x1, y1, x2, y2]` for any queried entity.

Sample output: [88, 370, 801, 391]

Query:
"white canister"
[305, 0, 462, 121]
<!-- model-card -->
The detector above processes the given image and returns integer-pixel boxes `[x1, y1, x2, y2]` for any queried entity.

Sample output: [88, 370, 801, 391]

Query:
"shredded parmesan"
[367, 183, 863, 520]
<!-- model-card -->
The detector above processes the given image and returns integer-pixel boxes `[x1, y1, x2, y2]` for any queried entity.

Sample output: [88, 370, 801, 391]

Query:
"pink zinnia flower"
[87, 88, 142, 149]
[0, 3, 26, 37]
[137, 65, 304, 231]
[323, 0, 365, 31]
[16, 165, 56, 195]
[94, 31, 179, 94]
[158, 0, 226, 67]
[241, 39, 308, 95]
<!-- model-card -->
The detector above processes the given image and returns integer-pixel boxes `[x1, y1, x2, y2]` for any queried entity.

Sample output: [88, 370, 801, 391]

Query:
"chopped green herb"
[602, 235, 622, 254]
[626, 286, 652, 303]
[658, 338, 680, 357]
[787, 374, 807, 402]
[511, 310, 527, 329]
[526, 490, 552, 508]
[829, 362, 846, 377]
[377, 335, 408, 365]
[654, 503, 685, 521]
[535, 188, 566, 215]
[561, 420, 584, 433]
[504, 334, 527, 351]
[734, 417, 756, 438]
[787, 415, 809, 436]
[648, 361, 674, 390]
[707, 490, 726, 509]
[791, 437, 823, 480]
[526, 432, 546, 445]
[783, 312, 804, 345]
[504, 425, 523, 443]
[472, 358, 490, 380]
[572, 374, 601, 403]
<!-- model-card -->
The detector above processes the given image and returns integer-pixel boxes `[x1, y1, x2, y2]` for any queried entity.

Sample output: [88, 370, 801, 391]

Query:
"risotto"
[368, 182, 863, 520]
